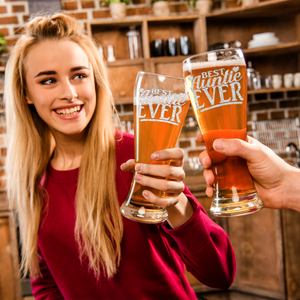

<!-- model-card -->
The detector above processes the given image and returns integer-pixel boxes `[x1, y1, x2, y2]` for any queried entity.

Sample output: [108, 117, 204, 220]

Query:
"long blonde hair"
[5, 13, 123, 279]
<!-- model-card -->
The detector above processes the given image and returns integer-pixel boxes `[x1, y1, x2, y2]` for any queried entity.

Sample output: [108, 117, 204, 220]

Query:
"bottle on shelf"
[126, 26, 142, 60]
[247, 61, 256, 90]
[228, 40, 242, 48]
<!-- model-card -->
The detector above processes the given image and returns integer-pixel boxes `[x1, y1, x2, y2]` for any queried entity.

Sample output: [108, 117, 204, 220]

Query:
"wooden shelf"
[208, 0, 300, 19]
[106, 56, 193, 67]
[248, 87, 300, 94]
[145, 14, 199, 23]
[89, 14, 199, 26]
[106, 58, 144, 67]
[243, 42, 300, 57]
[150, 55, 190, 63]
[89, 1, 300, 105]
[88, 14, 199, 36]
[106, 56, 191, 67]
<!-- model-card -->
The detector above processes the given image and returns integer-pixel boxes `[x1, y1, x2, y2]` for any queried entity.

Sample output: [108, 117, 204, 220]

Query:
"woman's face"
[25, 39, 96, 139]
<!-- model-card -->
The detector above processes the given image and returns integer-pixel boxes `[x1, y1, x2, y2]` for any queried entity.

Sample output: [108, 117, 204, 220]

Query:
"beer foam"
[182, 57, 245, 72]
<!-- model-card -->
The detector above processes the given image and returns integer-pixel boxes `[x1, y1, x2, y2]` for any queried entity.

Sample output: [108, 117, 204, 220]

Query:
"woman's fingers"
[121, 148, 187, 207]
[135, 173, 185, 194]
[151, 148, 184, 167]
[135, 163, 185, 181]
[120, 159, 135, 172]
[142, 190, 183, 208]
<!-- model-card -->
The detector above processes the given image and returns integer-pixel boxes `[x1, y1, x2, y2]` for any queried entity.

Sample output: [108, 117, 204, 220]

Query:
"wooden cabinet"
[87, 15, 206, 104]
[0, 194, 22, 300]
[88, 0, 300, 104]
[207, 0, 300, 83]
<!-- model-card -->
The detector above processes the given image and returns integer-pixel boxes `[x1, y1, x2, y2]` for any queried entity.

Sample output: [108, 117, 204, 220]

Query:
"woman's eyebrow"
[34, 70, 56, 78]
[70, 66, 89, 72]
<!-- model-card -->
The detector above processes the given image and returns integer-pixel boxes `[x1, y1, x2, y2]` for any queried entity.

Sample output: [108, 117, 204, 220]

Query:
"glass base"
[210, 192, 264, 217]
[120, 201, 168, 224]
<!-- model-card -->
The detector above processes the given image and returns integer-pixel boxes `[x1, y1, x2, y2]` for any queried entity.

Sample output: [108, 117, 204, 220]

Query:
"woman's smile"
[54, 104, 83, 118]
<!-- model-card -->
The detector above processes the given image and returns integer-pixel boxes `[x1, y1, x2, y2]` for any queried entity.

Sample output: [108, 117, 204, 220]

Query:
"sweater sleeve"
[31, 249, 64, 300]
[161, 186, 236, 290]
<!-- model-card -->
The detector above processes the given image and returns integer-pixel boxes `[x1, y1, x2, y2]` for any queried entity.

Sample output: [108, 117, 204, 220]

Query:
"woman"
[5, 13, 235, 299]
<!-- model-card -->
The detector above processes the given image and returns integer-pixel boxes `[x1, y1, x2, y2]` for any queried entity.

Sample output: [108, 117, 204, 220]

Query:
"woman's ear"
[24, 88, 33, 104]
[26, 96, 33, 104]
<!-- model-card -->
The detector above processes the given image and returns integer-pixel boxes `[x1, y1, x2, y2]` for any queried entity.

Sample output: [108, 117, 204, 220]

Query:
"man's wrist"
[285, 166, 300, 212]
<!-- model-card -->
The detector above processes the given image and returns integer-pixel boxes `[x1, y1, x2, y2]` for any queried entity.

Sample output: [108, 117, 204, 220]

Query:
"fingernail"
[213, 139, 225, 150]
[151, 153, 159, 160]
[135, 164, 141, 172]
[142, 191, 149, 199]
[135, 174, 142, 182]
[120, 164, 124, 170]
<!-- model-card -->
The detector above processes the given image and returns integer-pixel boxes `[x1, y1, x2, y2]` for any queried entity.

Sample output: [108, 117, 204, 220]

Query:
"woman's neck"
[51, 132, 86, 171]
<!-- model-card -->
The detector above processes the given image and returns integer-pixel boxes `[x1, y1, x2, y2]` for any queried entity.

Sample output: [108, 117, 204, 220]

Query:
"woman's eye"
[41, 78, 56, 85]
[74, 74, 87, 80]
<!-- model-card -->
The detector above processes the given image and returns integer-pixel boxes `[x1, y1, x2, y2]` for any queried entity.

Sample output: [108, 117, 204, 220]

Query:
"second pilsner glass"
[183, 48, 264, 217]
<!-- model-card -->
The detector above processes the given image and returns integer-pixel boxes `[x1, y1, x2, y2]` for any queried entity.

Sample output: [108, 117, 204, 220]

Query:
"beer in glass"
[183, 49, 264, 216]
[120, 71, 190, 223]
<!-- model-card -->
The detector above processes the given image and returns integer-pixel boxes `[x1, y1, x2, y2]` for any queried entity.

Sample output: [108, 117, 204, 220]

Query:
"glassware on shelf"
[98, 46, 104, 59]
[179, 36, 191, 56]
[294, 73, 300, 88]
[126, 26, 142, 60]
[150, 39, 164, 57]
[264, 75, 272, 89]
[253, 71, 262, 90]
[107, 45, 116, 62]
[284, 73, 293, 88]
[247, 61, 256, 90]
[272, 74, 282, 89]
[166, 37, 178, 56]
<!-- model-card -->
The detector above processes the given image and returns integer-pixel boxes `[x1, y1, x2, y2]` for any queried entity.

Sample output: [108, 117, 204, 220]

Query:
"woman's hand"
[121, 148, 194, 228]
[198, 133, 300, 211]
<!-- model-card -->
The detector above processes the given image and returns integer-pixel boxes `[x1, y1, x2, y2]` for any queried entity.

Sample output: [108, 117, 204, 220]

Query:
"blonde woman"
[5, 13, 235, 299]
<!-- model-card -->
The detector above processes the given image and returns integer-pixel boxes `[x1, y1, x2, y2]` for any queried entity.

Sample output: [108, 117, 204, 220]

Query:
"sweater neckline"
[47, 162, 79, 182]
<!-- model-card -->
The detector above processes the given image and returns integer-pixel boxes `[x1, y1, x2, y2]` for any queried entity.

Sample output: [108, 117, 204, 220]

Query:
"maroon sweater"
[31, 132, 236, 300]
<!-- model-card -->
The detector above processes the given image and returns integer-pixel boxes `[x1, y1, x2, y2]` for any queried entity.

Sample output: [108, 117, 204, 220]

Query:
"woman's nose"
[59, 80, 77, 101]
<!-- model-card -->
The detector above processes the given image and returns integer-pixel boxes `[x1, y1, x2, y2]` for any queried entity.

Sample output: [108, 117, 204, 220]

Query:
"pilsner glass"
[183, 48, 264, 217]
[120, 71, 190, 224]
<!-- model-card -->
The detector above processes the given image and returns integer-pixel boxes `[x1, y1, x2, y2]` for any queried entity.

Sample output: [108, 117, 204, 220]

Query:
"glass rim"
[182, 48, 244, 65]
[137, 71, 184, 81]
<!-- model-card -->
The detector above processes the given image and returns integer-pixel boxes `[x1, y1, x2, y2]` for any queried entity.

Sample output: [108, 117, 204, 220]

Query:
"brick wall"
[0, 0, 190, 50]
